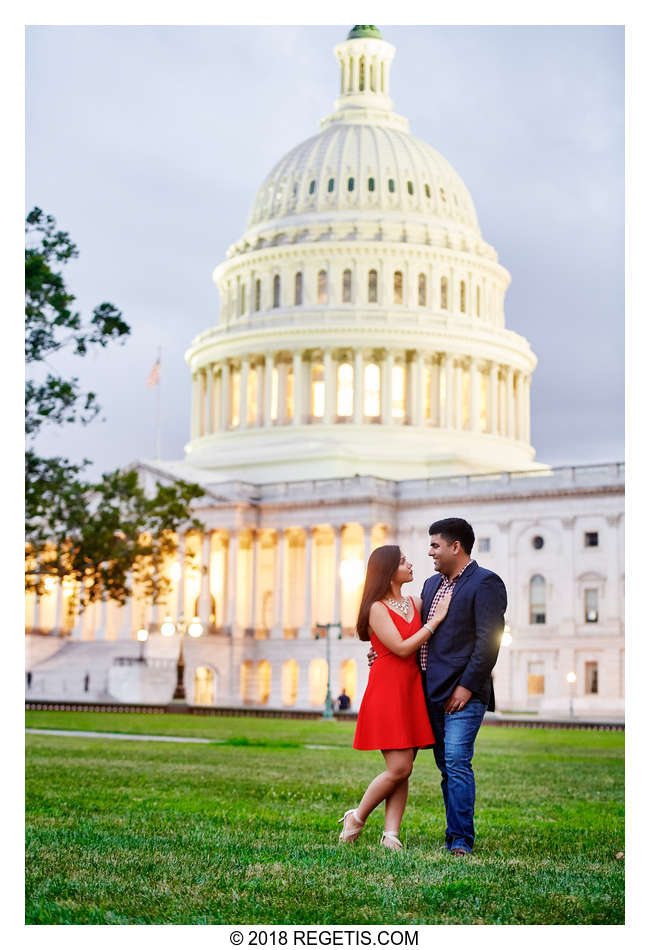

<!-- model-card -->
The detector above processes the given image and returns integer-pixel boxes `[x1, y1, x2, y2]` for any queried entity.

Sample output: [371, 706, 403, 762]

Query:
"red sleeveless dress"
[353, 598, 435, 751]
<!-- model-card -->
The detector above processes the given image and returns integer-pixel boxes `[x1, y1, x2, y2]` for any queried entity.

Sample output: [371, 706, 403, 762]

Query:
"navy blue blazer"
[420, 561, 507, 711]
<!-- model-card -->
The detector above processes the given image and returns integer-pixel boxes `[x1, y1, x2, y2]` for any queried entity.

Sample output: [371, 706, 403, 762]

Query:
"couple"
[338, 517, 507, 854]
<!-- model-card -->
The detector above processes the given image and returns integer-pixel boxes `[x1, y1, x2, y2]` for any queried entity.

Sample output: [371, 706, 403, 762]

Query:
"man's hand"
[444, 685, 472, 714]
[367, 647, 377, 669]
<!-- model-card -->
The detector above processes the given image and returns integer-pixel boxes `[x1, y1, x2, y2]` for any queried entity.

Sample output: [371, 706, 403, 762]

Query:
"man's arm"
[458, 574, 507, 696]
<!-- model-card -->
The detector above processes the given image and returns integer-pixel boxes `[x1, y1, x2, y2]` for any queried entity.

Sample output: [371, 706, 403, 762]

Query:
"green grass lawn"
[25, 711, 624, 925]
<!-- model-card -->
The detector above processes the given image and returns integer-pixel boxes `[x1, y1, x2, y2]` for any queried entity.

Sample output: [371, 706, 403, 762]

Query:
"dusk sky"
[25, 24, 624, 480]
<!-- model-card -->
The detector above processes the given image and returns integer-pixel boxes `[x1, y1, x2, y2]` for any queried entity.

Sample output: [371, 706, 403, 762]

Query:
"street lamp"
[164, 614, 204, 708]
[315, 622, 343, 720]
[566, 671, 577, 720]
[136, 626, 148, 663]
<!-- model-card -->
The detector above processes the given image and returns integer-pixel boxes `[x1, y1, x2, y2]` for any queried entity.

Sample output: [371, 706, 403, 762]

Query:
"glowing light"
[161, 616, 176, 637]
[339, 558, 364, 590]
[188, 617, 203, 638]
[170, 562, 181, 583]
[137, 627, 148, 643]
[43, 576, 55, 592]
[566, 671, 577, 684]
[501, 631, 512, 647]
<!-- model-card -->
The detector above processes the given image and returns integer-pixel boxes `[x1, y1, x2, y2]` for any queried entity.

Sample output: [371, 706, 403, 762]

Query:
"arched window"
[348, 177, 355, 192]
[282, 659, 298, 706]
[342, 269, 352, 303]
[407, 180, 414, 195]
[440, 276, 448, 310]
[240, 659, 254, 703]
[328, 177, 335, 192]
[364, 363, 380, 417]
[460, 280, 467, 313]
[392, 364, 406, 420]
[294, 271, 303, 306]
[529, 575, 546, 624]
[388, 178, 395, 193]
[194, 666, 215, 706]
[309, 179, 316, 195]
[339, 658, 357, 703]
[311, 363, 324, 418]
[476, 285, 481, 317]
[337, 363, 354, 417]
[257, 660, 271, 704]
[424, 183, 431, 198]
[359, 57, 365, 91]
[309, 658, 328, 706]
[240, 283, 246, 316]
[254, 278, 261, 312]
[418, 273, 426, 307]
[440, 186, 447, 203]
[273, 274, 281, 308]
[317, 269, 328, 304]
[368, 269, 378, 303]
[393, 271, 403, 305]
[368, 177, 375, 192]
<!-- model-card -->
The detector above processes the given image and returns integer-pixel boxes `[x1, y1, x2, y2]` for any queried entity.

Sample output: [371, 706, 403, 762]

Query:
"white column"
[505, 366, 515, 439]
[455, 359, 463, 429]
[332, 526, 343, 629]
[323, 348, 334, 424]
[514, 372, 524, 441]
[414, 352, 424, 427]
[278, 361, 288, 424]
[381, 350, 393, 425]
[206, 364, 215, 435]
[444, 354, 454, 428]
[353, 349, 364, 424]
[198, 532, 212, 623]
[240, 357, 249, 428]
[299, 528, 313, 638]
[190, 372, 201, 439]
[292, 351, 303, 425]
[220, 363, 230, 430]
[226, 530, 237, 635]
[524, 375, 531, 443]
[489, 362, 499, 434]
[250, 530, 259, 632]
[271, 529, 285, 638]
[264, 353, 273, 427]
[431, 358, 440, 426]
[470, 358, 480, 432]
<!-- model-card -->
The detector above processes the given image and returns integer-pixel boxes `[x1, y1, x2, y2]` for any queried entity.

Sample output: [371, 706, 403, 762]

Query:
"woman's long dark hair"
[356, 544, 401, 641]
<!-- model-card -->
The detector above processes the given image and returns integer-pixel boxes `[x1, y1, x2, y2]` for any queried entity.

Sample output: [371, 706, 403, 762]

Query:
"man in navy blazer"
[419, 517, 507, 856]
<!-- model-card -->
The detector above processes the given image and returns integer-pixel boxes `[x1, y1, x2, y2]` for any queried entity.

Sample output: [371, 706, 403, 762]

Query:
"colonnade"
[191, 349, 531, 443]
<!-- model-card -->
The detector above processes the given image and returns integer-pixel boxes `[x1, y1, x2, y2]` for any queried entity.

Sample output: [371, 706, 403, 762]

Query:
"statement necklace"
[385, 597, 410, 616]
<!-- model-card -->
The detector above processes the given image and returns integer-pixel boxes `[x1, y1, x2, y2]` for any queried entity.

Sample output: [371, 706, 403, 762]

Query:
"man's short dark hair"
[428, 518, 475, 555]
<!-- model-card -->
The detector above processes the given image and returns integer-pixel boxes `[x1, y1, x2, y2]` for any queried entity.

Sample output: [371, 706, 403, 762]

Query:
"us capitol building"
[26, 26, 624, 719]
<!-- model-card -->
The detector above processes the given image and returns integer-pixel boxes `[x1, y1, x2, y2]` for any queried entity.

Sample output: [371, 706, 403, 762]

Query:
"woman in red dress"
[338, 545, 451, 850]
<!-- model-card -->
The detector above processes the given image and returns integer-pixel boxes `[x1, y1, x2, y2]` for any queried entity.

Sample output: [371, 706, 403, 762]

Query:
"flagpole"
[155, 346, 162, 459]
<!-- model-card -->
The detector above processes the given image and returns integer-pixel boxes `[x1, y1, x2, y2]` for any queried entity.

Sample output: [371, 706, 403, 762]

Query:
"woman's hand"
[432, 590, 453, 625]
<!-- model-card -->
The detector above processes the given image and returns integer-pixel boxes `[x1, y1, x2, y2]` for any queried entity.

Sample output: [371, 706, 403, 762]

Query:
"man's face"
[428, 533, 460, 575]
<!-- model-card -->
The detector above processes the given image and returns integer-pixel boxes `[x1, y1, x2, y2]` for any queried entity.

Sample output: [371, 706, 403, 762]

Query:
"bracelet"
[424, 622, 434, 634]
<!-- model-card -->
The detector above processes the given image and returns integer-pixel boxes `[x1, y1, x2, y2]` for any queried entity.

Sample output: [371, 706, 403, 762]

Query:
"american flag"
[147, 358, 160, 388]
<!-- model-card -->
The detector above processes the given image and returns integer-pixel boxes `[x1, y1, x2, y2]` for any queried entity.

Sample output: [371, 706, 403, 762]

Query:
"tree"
[25, 209, 205, 628]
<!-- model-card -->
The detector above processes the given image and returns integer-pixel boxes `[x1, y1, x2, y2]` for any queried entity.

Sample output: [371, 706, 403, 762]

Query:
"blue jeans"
[428, 697, 487, 854]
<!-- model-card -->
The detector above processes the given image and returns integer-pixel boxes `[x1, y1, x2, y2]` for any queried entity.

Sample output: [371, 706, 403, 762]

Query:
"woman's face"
[393, 551, 414, 586]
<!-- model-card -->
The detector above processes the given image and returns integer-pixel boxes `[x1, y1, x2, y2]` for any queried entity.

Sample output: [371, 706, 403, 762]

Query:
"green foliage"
[25, 716, 624, 924]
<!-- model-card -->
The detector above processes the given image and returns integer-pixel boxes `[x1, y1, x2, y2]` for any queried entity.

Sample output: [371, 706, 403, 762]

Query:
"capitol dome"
[184, 26, 542, 483]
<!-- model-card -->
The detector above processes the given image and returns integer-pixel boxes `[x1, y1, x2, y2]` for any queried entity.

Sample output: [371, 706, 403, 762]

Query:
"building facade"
[25, 27, 624, 718]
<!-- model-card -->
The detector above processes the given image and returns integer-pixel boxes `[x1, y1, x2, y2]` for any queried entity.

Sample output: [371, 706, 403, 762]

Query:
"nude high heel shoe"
[380, 831, 403, 850]
[337, 809, 365, 842]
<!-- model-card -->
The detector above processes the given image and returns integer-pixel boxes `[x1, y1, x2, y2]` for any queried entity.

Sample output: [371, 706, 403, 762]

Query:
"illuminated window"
[311, 363, 324, 418]
[393, 271, 403, 305]
[271, 367, 279, 421]
[317, 270, 328, 304]
[585, 661, 599, 694]
[460, 280, 467, 313]
[527, 662, 545, 695]
[337, 363, 354, 417]
[328, 178, 335, 192]
[423, 364, 432, 420]
[388, 178, 395, 193]
[286, 368, 294, 419]
[342, 269, 352, 303]
[364, 364, 380, 417]
[240, 660, 254, 703]
[585, 589, 599, 623]
[294, 271, 303, 305]
[257, 660, 271, 704]
[247, 366, 257, 425]
[418, 273, 426, 306]
[407, 180, 414, 195]
[273, 274, 280, 308]
[194, 666, 215, 706]
[392, 364, 406, 420]
[440, 276, 448, 309]
[254, 278, 261, 311]
[339, 659, 357, 702]
[368, 269, 378, 303]
[309, 658, 328, 706]
[480, 371, 488, 432]
[282, 659, 298, 705]
[368, 177, 375, 192]
[230, 368, 241, 427]
[529, 575, 546, 624]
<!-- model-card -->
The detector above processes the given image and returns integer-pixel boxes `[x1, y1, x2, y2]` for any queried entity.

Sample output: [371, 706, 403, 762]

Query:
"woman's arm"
[369, 594, 451, 658]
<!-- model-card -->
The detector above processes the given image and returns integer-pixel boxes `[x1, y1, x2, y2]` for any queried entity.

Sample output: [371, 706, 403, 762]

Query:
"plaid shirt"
[418, 560, 474, 671]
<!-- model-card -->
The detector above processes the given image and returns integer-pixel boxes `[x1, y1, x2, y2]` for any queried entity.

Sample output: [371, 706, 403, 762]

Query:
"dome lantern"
[327, 24, 400, 128]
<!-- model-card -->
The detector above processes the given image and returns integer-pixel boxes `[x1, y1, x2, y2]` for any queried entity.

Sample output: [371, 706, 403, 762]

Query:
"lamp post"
[162, 613, 204, 709]
[315, 622, 342, 720]
[566, 671, 577, 720]
[136, 626, 148, 663]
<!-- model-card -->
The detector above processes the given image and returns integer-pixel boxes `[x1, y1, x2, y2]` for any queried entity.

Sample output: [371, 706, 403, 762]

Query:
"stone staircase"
[25, 639, 143, 702]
